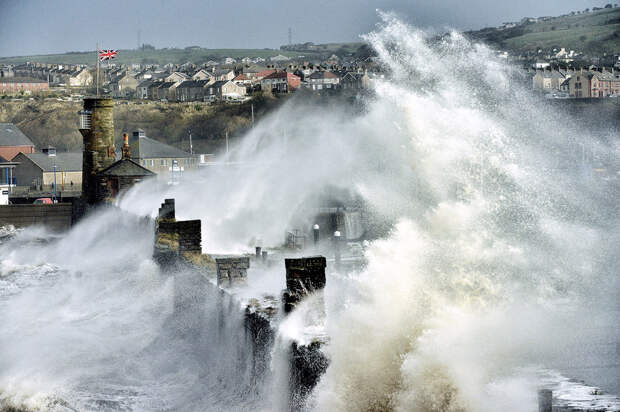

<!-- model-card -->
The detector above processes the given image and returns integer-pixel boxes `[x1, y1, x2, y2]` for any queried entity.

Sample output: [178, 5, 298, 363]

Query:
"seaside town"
[1, 46, 620, 101]
[0, 6, 618, 205]
[0, 2, 619, 412]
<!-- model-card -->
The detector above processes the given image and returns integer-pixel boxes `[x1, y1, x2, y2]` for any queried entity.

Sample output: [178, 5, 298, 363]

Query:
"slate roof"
[99, 158, 155, 177]
[133, 135, 193, 159]
[243, 65, 268, 73]
[157, 81, 177, 89]
[213, 69, 234, 77]
[0, 123, 35, 147]
[18, 152, 82, 172]
[177, 79, 210, 89]
[208, 80, 228, 89]
[137, 79, 154, 88]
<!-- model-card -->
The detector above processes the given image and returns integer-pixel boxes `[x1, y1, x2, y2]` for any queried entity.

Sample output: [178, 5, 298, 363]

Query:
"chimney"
[122, 133, 131, 160]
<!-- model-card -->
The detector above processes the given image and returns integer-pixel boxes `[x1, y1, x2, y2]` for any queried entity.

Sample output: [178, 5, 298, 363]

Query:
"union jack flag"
[98, 49, 118, 61]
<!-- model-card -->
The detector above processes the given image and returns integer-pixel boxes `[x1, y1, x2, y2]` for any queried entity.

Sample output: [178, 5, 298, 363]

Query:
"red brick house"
[0, 123, 35, 160]
[0, 77, 49, 94]
[261, 71, 301, 93]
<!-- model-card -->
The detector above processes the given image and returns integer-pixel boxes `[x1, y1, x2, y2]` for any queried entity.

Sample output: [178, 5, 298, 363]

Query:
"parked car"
[33, 198, 53, 204]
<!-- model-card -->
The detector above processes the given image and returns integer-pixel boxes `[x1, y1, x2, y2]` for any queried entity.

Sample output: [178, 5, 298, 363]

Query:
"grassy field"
[503, 23, 620, 52]
[468, 7, 620, 54]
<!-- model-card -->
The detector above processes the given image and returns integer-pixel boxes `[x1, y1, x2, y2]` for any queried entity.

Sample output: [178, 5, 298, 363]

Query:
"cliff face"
[0, 93, 282, 155]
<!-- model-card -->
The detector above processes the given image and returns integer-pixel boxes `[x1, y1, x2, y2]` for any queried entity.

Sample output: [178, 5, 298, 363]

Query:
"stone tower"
[78, 97, 115, 204]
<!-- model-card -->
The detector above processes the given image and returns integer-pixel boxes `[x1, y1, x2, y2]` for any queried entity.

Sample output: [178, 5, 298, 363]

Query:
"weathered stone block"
[283, 256, 326, 313]
[159, 198, 175, 220]
[216, 257, 250, 288]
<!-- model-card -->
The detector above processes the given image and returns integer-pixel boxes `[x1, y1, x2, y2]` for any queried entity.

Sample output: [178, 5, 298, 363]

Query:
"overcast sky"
[0, 0, 612, 57]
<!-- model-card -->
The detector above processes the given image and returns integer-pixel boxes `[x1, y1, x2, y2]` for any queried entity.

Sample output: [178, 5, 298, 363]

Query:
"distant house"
[11, 151, 82, 189]
[129, 129, 197, 177]
[0, 66, 14, 78]
[340, 71, 370, 90]
[109, 71, 139, 97]
[261, 71, 300, 93]
[532, 70, 564, 90]
[136, 80, 154, 99]
[165, 72, 190, 83]
[147, 82, 162, 100]
[222, 57, 237, 65]
[69, 69, 93, 87]
[585, 70, 620, 97]
[155, 81, 180, 101]
[192, 69, 215, 81]
[205, 80, 246, 100]
[213, 68, 236, 82]
[307, 70, 340, 90]
[243, 66, 270, 81]
[176, 79, 211, 102]
[567, 70, 620, 98]
[0, 77, 49, 94]
[232, 73, 252, 86]
[0, 123, 35, 160]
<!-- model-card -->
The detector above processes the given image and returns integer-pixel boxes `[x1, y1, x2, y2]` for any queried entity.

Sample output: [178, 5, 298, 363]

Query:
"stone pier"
[152, 199, 329, 410]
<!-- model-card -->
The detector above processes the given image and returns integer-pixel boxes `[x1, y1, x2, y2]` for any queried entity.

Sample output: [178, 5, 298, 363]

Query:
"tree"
[604, 3, 612, 7]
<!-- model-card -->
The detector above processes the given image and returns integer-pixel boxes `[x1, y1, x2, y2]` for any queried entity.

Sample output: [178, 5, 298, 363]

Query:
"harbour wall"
[0, 203, 72, 231]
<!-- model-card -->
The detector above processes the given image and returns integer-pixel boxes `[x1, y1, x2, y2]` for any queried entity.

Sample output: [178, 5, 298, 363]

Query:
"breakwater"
[152, 198, 329, 410]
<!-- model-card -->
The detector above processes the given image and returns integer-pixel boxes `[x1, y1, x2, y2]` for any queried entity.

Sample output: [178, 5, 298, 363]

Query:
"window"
[149, 159, 154, 167]
[161, 159, 167, 166]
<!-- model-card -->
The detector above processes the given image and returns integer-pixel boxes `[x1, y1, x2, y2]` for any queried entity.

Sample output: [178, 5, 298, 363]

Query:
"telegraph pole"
[189, 130, 193, 155]
[96, 42, 100, 96]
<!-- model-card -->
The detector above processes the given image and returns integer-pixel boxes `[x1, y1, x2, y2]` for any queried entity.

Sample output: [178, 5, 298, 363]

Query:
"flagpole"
[96, 42, 100, 96]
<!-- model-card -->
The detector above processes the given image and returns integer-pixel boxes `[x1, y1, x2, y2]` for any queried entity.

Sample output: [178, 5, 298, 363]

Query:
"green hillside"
[467, 7, 620, 54]
[0, 48, 311, 66]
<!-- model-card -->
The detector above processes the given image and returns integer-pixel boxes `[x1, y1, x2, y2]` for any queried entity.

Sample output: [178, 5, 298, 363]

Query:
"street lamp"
[45, 146, 57, 203]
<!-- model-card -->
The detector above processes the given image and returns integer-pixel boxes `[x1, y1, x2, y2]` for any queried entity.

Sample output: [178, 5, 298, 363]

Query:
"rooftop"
[132, 134, 193, 159]
[18, 152, 82, 172]
[0, 123, 35, 147]
[99, 158, 156, 177]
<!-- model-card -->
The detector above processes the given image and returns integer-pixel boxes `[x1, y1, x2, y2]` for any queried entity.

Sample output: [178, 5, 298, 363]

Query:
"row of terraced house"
[531, 66, 620, 98]
[135, 65, 373, 102]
